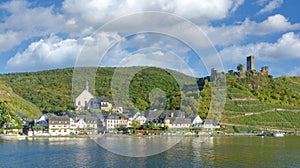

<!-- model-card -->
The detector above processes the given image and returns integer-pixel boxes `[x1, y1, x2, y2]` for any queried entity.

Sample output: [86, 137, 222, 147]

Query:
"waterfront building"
[48, 115, 71, 136]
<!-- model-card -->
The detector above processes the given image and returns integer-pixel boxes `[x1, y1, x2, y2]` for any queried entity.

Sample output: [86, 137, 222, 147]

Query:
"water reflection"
[1, 136, 299, 167]
[93, 135, 182, 157]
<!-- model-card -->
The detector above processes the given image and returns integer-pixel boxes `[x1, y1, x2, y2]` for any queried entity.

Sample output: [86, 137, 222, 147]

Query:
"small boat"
[257, 132, 265, 136]
[272, 132, 284, 137]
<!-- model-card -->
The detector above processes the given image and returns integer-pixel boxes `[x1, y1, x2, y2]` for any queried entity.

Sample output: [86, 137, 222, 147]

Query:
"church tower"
[85, 80, 89, 91]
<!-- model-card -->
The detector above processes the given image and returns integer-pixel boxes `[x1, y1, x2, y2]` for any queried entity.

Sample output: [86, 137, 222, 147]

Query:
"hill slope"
[221, 72, 300, 132]
[0, 82, 42, 120]
[0, 67, 299, 131]
[0, 67, 198, 114]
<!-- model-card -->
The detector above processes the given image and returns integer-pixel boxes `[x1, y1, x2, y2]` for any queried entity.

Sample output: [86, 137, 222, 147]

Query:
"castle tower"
[247, 56, 255, 70]
[85, 80, 89, 91]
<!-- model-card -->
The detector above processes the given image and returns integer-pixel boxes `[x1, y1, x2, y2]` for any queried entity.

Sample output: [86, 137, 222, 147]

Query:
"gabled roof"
[122, 111, 135, 118]
[91, 96, 110, 102]
[171, 118, 192, 124]
[63, 111, 76, 120]
[84, 116, 98, 124]
[49, 115, 70, 124]
[106, 113, 128, 120]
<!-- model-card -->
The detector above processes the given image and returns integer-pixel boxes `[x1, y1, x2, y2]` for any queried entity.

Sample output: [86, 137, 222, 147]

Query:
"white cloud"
[0, 0, 64, 51]
[0, 0, 245, 52]
[257, 0, 284, 15]
[230, 0, 244, 13]
[0, 31, 22, 52]
[6, 35, 80, 71]
[61, 0, 241, 36]
[257, 0, 269, 6]
[204, 14, 300, 46]
[219, 32, 300, 65]
[5, 31, 122, 71]
[251, 14, 300, 35]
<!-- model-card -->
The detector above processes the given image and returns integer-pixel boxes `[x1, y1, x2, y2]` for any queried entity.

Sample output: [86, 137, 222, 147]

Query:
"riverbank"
[2, 131, 299, 141]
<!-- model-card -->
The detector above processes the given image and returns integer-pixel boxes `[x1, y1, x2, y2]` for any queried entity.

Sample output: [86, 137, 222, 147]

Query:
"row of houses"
[27, 81, 219, 136]
[31, 109, 219, 136]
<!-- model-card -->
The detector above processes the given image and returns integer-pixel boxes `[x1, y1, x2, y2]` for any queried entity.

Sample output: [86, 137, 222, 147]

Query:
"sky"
[0, 0, 300, 77]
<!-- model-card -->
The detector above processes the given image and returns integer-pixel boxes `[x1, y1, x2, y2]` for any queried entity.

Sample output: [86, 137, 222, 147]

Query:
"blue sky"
[0, 0, 299, 77]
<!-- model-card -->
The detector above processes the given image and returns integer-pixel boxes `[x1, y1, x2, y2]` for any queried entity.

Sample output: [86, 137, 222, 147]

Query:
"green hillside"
[0, 67, 198, 114]
[221, 72, 300, 132]
[0, 67, 300, 131]
[0, 82, 42, 121]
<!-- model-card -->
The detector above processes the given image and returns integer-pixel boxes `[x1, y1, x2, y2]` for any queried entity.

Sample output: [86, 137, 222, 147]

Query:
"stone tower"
[247, 56, 255, 70]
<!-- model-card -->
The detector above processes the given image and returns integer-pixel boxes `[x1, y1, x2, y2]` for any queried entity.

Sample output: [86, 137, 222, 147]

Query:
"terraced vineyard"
[221, 74, 300, 132]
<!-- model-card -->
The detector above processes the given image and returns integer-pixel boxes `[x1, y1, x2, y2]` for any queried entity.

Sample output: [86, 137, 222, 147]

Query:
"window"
[78, 101, 81, 105]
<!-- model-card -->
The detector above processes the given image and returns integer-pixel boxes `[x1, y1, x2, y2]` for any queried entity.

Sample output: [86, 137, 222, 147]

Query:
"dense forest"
[0, 67, 202, 115]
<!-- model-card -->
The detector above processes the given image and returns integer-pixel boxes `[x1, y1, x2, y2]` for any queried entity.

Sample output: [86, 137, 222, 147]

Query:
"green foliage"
[229, 111, 300, 129]
[237, 64, 244, 72]
[0, 101, 23, 129]
[198, 79, 211, 119]
[131, 120, 141, 130]
[1, 67, 199, 114]
[0, 82, 42, 120]
[232, 126, 261, 133]
[129, 67, 181, 111]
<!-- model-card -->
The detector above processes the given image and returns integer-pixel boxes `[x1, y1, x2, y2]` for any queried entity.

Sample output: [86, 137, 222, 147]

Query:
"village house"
[64, 112, 98, 135]
[145, 109, 206, 129]
[83, 116, 98, 134]
[34, 114, 49, 127]
[202, 120, 220, 129]
[190, 115, 203, 126]
[48, 115, 71, 136]
[163, 111, 191, 128]
[104, 113, 128, 132]
[125, 112, 147, 127]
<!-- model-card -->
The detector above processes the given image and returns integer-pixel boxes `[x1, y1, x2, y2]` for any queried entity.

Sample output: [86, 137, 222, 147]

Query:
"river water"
[0, 136, 299, 167]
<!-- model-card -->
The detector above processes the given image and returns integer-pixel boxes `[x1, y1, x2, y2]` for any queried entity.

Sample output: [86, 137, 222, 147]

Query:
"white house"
[191, 115, 203, 126]
[34, 114, 49, 127]
[202, 120, 220, 129]
[164, 118, 192, 129]
[105, 113, 128, 132]
[48, 115, 71, 136]
[75, 81, 94, 110]
[127, 112, 147, 127]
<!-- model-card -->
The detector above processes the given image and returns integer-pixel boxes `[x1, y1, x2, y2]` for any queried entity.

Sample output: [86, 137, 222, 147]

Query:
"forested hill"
[0, 82, 42, 120]
[0, 67, 300, 131]
[0, 67, 200, 114]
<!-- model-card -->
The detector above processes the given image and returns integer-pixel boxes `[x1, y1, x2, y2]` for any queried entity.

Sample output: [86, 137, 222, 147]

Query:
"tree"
[131, 120, 141, 130]
[237, 64, 244, 72]
[0, 101, 22, 129]
[198, 79, 211, 119]
[0, 101, 14, 129]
